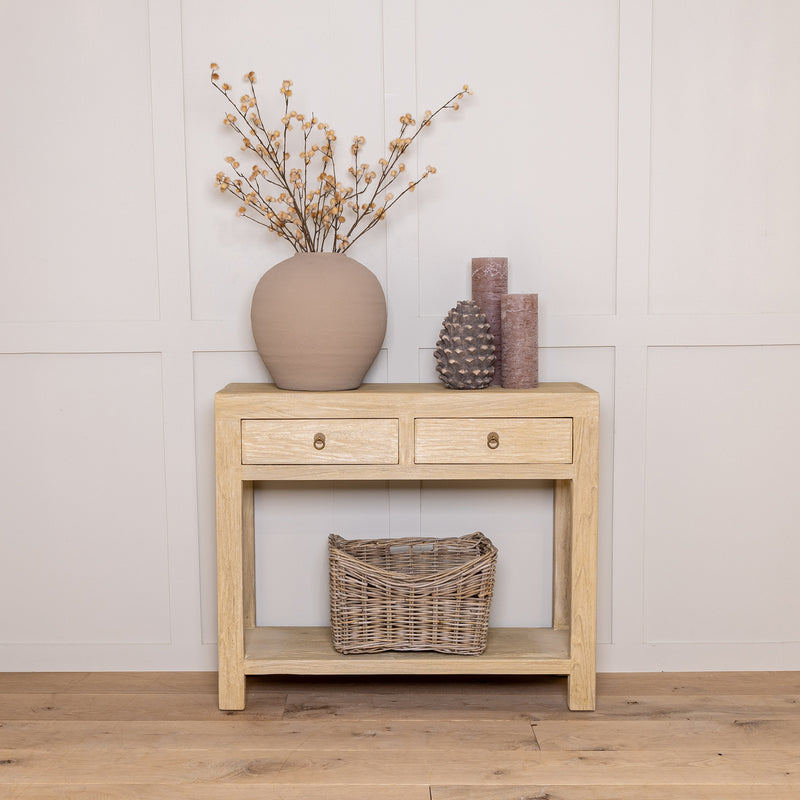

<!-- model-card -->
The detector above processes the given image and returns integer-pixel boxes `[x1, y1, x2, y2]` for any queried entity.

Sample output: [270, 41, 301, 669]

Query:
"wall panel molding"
[1, 0, 798, 672]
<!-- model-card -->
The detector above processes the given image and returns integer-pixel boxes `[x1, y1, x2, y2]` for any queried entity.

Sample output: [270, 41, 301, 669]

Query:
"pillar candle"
[471, 257, 508, 385]
[500, 293, 538, 389]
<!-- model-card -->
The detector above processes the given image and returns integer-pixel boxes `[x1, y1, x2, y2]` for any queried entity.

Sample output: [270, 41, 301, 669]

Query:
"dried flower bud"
[350, 135, 365, 155]
[212, 75, 470, 252]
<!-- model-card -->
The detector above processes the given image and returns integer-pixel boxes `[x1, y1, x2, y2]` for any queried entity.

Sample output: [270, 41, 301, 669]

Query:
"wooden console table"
[215, 382, 599, 710]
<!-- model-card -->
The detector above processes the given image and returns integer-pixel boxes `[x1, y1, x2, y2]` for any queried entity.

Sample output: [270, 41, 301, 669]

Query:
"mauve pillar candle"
[500, 293, 538, 388]
[471, 257, 508, 385]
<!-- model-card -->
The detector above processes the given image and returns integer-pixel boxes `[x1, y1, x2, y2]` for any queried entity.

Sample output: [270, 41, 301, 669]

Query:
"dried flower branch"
[210, 64, 471, 253]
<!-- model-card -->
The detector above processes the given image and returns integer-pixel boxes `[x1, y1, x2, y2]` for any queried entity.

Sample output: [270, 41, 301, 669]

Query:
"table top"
[217, 381, 597, 397]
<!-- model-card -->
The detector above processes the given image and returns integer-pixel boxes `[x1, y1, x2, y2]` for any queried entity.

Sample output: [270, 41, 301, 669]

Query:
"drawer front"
[415, 417, 573, 464]
[242, 419, 398, 465]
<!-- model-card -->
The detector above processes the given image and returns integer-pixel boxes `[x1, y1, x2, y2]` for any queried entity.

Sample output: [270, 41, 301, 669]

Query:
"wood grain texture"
[532, 717, 800, 750]
[0, 719, 538, 752]
[553, 480, 572, 630]
[0, 788, 429, 800]
[432, 788, 800, 800]
[567, 408, 600, 710]
[0, 692, 286, 721]
[414, 417, 572, 464]
[244, 626, 571, 675]
[241, 480, 256, 630]
[216, 382, 599, 711]
[215, 413, 247, 710]
[241, 418, 399, 465]
[3, 746, 798, 784]
[1, 671, 799, 795]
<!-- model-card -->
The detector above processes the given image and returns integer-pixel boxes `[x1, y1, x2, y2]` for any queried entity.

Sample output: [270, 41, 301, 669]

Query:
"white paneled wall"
[0, 0, 159, 323]
[1, 0, 798, 672]
[649, 0, 800, 315]
[0, 354, 170, 644]
[415, 0, 620, 318]
[644, 345, 800, 644]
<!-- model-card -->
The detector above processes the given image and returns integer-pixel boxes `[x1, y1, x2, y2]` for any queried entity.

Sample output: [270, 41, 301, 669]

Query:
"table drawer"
[414, 417, 572, 464]
[241, 419, 399, 465]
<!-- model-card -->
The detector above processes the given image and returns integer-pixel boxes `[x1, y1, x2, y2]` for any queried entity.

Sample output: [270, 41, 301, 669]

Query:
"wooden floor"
[1, 671, 800, 798]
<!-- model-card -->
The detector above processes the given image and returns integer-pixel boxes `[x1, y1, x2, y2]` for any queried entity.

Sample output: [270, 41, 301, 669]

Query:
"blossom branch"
[211, 63, 470, 253]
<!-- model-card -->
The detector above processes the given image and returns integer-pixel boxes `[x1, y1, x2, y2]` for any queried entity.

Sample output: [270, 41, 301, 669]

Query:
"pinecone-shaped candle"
[434, 300, 496, 389]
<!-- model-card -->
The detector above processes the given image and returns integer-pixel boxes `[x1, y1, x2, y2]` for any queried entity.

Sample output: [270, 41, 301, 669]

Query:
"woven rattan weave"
[328, 532, 497, 655]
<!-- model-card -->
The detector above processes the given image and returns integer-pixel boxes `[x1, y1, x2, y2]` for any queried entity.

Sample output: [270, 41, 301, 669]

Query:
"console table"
[215, 382, 599, 710]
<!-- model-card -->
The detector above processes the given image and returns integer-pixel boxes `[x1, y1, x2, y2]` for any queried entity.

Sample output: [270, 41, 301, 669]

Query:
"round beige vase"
[250, 252, 387, 391]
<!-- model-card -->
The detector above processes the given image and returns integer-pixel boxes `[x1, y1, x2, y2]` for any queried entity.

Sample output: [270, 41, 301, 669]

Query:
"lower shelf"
[244, 626, 571, 676]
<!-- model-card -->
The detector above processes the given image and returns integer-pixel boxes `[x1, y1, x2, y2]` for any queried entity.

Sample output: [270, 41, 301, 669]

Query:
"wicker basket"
[328, 532, 497, 655]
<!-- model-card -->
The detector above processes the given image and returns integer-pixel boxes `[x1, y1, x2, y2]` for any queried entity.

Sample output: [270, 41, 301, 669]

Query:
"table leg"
[567, 412, 599, 711]
[216, 418, 246, 711]
[553, 479, 572, 630]
[242, 481, 256, 629]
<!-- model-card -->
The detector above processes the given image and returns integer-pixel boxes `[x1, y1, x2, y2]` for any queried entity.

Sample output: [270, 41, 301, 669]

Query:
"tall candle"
[500, 293, 538, 389]
[471, 257, 508, 385]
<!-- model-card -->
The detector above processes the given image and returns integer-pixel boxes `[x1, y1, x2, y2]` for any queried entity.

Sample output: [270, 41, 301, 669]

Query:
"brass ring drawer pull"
[487, 431, 500, 449]
[313, 432, 326, 450]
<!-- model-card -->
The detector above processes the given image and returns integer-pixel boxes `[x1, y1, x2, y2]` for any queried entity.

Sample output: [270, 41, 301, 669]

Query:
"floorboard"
[1, 671, 798, 796]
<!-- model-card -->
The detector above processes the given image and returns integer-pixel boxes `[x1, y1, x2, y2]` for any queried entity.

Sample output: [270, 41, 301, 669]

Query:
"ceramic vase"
[250, 252, 387, 390]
